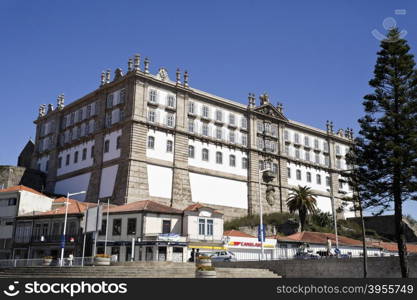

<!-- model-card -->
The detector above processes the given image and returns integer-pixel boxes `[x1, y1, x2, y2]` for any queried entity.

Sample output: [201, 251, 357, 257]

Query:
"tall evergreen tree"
[346, 28, 417, 278]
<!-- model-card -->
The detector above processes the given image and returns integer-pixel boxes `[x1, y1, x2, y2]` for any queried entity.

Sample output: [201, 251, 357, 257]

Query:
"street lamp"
[60, 191, 86, 267]
[258, 163, 271, 261]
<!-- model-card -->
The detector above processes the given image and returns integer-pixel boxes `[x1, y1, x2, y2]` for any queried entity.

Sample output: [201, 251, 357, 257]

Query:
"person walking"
[68, 253, 74, 266]
[326, 237, 332, 257]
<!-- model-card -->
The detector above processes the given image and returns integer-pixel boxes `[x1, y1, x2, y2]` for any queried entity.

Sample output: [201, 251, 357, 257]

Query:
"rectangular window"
[116, 136, 121, 150]
[296, 169, 302, 180]
[241, 134, 247, 146]
[229, 113, 235, 125]
[58, 157, 62, 168]
[216, 126, 222, 140]
[242, 157, 248, 169]
[99, 220, 107, 235]
[162, 220, 171, 234]
[325, 155, 330, 166]
[188, 119, 195, 133]
[149, 89, 157, 103]
[82, 148, 87, 160]
[188, 145, 195, 158]
[74, 151, 79, 163]
[147, 136, 155, 149]
[202, 149, 209, 161]
[284, 130, 289, 141]
[112, 219, 122, 235]
[305, 151, 310, 161]
[166, 140, 173, 153]
[336, 158, 341, 169]
[119, 89, 126, 104]
[148, 110, 156, 123]
[294, 133, 300, 144]
[304, 136, 309, 147]
[107, 94, 114, 108]
[326, 176, 331, 187]
[316, 174, 322, 185]
[207, 219, 213, 236]
[287, 168, 291, 178]
[77, 109, 83, 122]
[216, 152, 223, 164]
[336, 145, 341, 155]
[188, 101, 195, 114]
[198, 219, 205, 235]
[307, 172, 312, 183]
[167, 95, 175, 108]
[8, 198, 17, 206]
[257, 121, 263, 133]
[339, 181, 344, 190]
[127, 218, 137, 235]
[229, 155, 236, 167]
[229, 130, 235, 143]
[104, 140, 110, 153]
[295, 148, 300, 159]
[202, 105, 209, 118]
[314, 139, 319, 149]
[202, 123, 209, 136]
[166, 114, 174, 127]
[323, 142, 329, 153]
[241, 117, 248, 129]
[315, 154, 320, 164]
[215, 110, 223, 122]
[105, 113, 112, 128]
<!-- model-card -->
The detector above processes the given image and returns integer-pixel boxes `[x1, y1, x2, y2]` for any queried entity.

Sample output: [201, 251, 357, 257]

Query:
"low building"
[13, 197, 95, 259]
[224, 230, 276, 261]
[96, 201, 224, 262]
[0, 185, 53, 259]
[371, 241, 417, 257]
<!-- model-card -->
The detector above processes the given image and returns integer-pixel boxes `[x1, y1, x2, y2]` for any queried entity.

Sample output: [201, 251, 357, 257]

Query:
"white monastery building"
[31, 54, 355, 220]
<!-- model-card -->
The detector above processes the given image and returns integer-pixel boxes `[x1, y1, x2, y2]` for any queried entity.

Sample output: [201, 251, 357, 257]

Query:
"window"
[45, 160, 49, 172]
[162, 220, 171, 234]
[112, 219, 122, 235]
[215, 126, 222, 140]
[166, 140, 173, 153]
[271, 125, 278, 137]
[229, 155, 236, 167]
[295, 148, 300, 159]
[82, 148, 87, 160]
[215, 110, 223, 122]
[323, 141, 329, 153]
[242, 157, 248, 169]
[292, 133, 299, 144]
[147, 136, 155, 149]
[284, 130, 290, 141]
[229, 113, 235, 125]
[105, 113, 112, 128]
[257, 121, 263, 133]
[86, 104, 92, 118]
[202, 148, 209, 161]
[91, 146, 95, 158]
[188, 145, 195, 158]
[296, 169, 302, 180]
[336, 158, 341, 169]
[119, 109, 124, 122]
[241, 117, 248, 129]
[188, 119, 195, 133]
[166, 113, 174, 127]
[315, 154, 320, 164]
[8, 198, 17, 206]
[116, 136, 121, 150]
[264, 123, 271, 134]
[307, 172, 312, 183]
[149, 89, 157, 103]
[74, 151, 79, 163]
[241, 134, 247, 146]
[119, 89, 126, 104]
[127, 218, 136, 235]
[198, 219, 205, 235]
[167, 95, 175, 108]
[339, 181, 344, 190]
[148, 110, 156, 123]
[58, 157, 62, 168]
[326, 176, 331, 187]
[336, 145, 341, 155]
[202, 105, 209, 118]
[202, 123, 209, 136]
[314, 139, 319, 149]
[285, 145, 290, 155]
[229, 130, 235, 143]
[216, 152, 223, 164]
[316, 174, 322, 185]
[104, 140, 110, 153]
[304, 136, 309, 147]
[287, 168, 291, 178]
[188, 101, 195, 114]
[77, 109, 83, 122]
[70, 112, 75, 125]
[207, 219, 213, 236]
[107, 94, 114, 108]
[305, 151, 310, 161]
[325, 155, 330, 166]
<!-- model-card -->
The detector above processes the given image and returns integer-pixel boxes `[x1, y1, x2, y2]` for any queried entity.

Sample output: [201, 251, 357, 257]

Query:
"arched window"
[216, 152, 223, 164]
[147, 136, 155, 149]
[229, 155, 236, 167]
[296, 169, 302, 180]
[202, 148, 209, 161]
[188, 145, 195, 158]
[104, 140, 110, 153]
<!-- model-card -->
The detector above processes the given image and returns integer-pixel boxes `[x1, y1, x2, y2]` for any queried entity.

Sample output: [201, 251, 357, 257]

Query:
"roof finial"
[105, 69, 111, 83]
[144, 58, 150, 74]
[100, 71, 106, 86]
[248, 93, 256, 108]
[183, 70, 189, 88]
[259, 93, 269, 106]
[128, 58, 133, 72]
[134, 54, 141, 71]
[176, 68, 181, 85]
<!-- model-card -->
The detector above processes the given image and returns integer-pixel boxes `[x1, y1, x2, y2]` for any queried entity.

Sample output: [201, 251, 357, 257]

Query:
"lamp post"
[258, 164, 271, 261]
[60, 191, 86, 267]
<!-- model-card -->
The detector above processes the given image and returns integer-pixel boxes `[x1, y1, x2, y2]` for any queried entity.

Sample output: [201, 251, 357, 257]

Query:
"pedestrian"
[326, 237, 332, 256]
[68, 253, 74, 266]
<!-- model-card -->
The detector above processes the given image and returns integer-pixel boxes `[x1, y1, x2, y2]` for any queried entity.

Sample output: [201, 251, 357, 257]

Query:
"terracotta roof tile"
[19, 198, 97, 217]
[0, 185, 46, 197]
[371, 242, 417, 253]
[184, 203, 222, 214]
[224, 230, 255, 238]
[105, 200, 183, 214]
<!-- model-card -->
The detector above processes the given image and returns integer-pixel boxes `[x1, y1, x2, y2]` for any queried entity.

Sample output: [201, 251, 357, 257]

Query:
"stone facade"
[30, 54, 354, 220]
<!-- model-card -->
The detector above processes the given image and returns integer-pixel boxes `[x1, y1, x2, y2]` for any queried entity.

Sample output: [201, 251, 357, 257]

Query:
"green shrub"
[196, 265, 215, 271]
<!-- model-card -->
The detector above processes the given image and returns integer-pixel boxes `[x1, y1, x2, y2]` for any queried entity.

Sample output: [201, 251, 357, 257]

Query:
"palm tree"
[287, 185, 318, 232]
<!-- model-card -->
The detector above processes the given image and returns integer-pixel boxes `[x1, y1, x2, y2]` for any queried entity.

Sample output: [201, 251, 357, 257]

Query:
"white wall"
[315, 195, 333, 215]
[99, 165, 118, 198]
[184, 209, 223, 241]
[103, 129, 122, 162]
[146, 129, 174, 162]
[147, 164, 172, 199]
[287, 161, 330, 194]
[55, 172, 91, 201]
[144, 213, 182, 235]
[188, 140, 248, 177]
[57, 139, 95, 176]
[189, 172, 248, 209]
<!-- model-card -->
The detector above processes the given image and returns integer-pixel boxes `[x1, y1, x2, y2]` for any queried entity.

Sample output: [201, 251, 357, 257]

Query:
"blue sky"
[0, 0, 416, 218]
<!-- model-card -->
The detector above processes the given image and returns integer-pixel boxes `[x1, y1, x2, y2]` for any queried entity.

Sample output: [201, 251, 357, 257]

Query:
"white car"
[210, 251, 237, 262]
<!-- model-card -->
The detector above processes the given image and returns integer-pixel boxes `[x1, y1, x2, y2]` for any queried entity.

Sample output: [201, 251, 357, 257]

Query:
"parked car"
[294, 250, 320, 259]
[210, 251, 237, 262]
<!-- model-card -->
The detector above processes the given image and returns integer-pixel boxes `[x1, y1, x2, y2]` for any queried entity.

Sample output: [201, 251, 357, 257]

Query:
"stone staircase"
[0, 262, 279, 278]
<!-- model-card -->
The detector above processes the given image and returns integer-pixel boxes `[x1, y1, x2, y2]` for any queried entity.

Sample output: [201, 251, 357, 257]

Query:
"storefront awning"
[188, 242, 225, 250]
